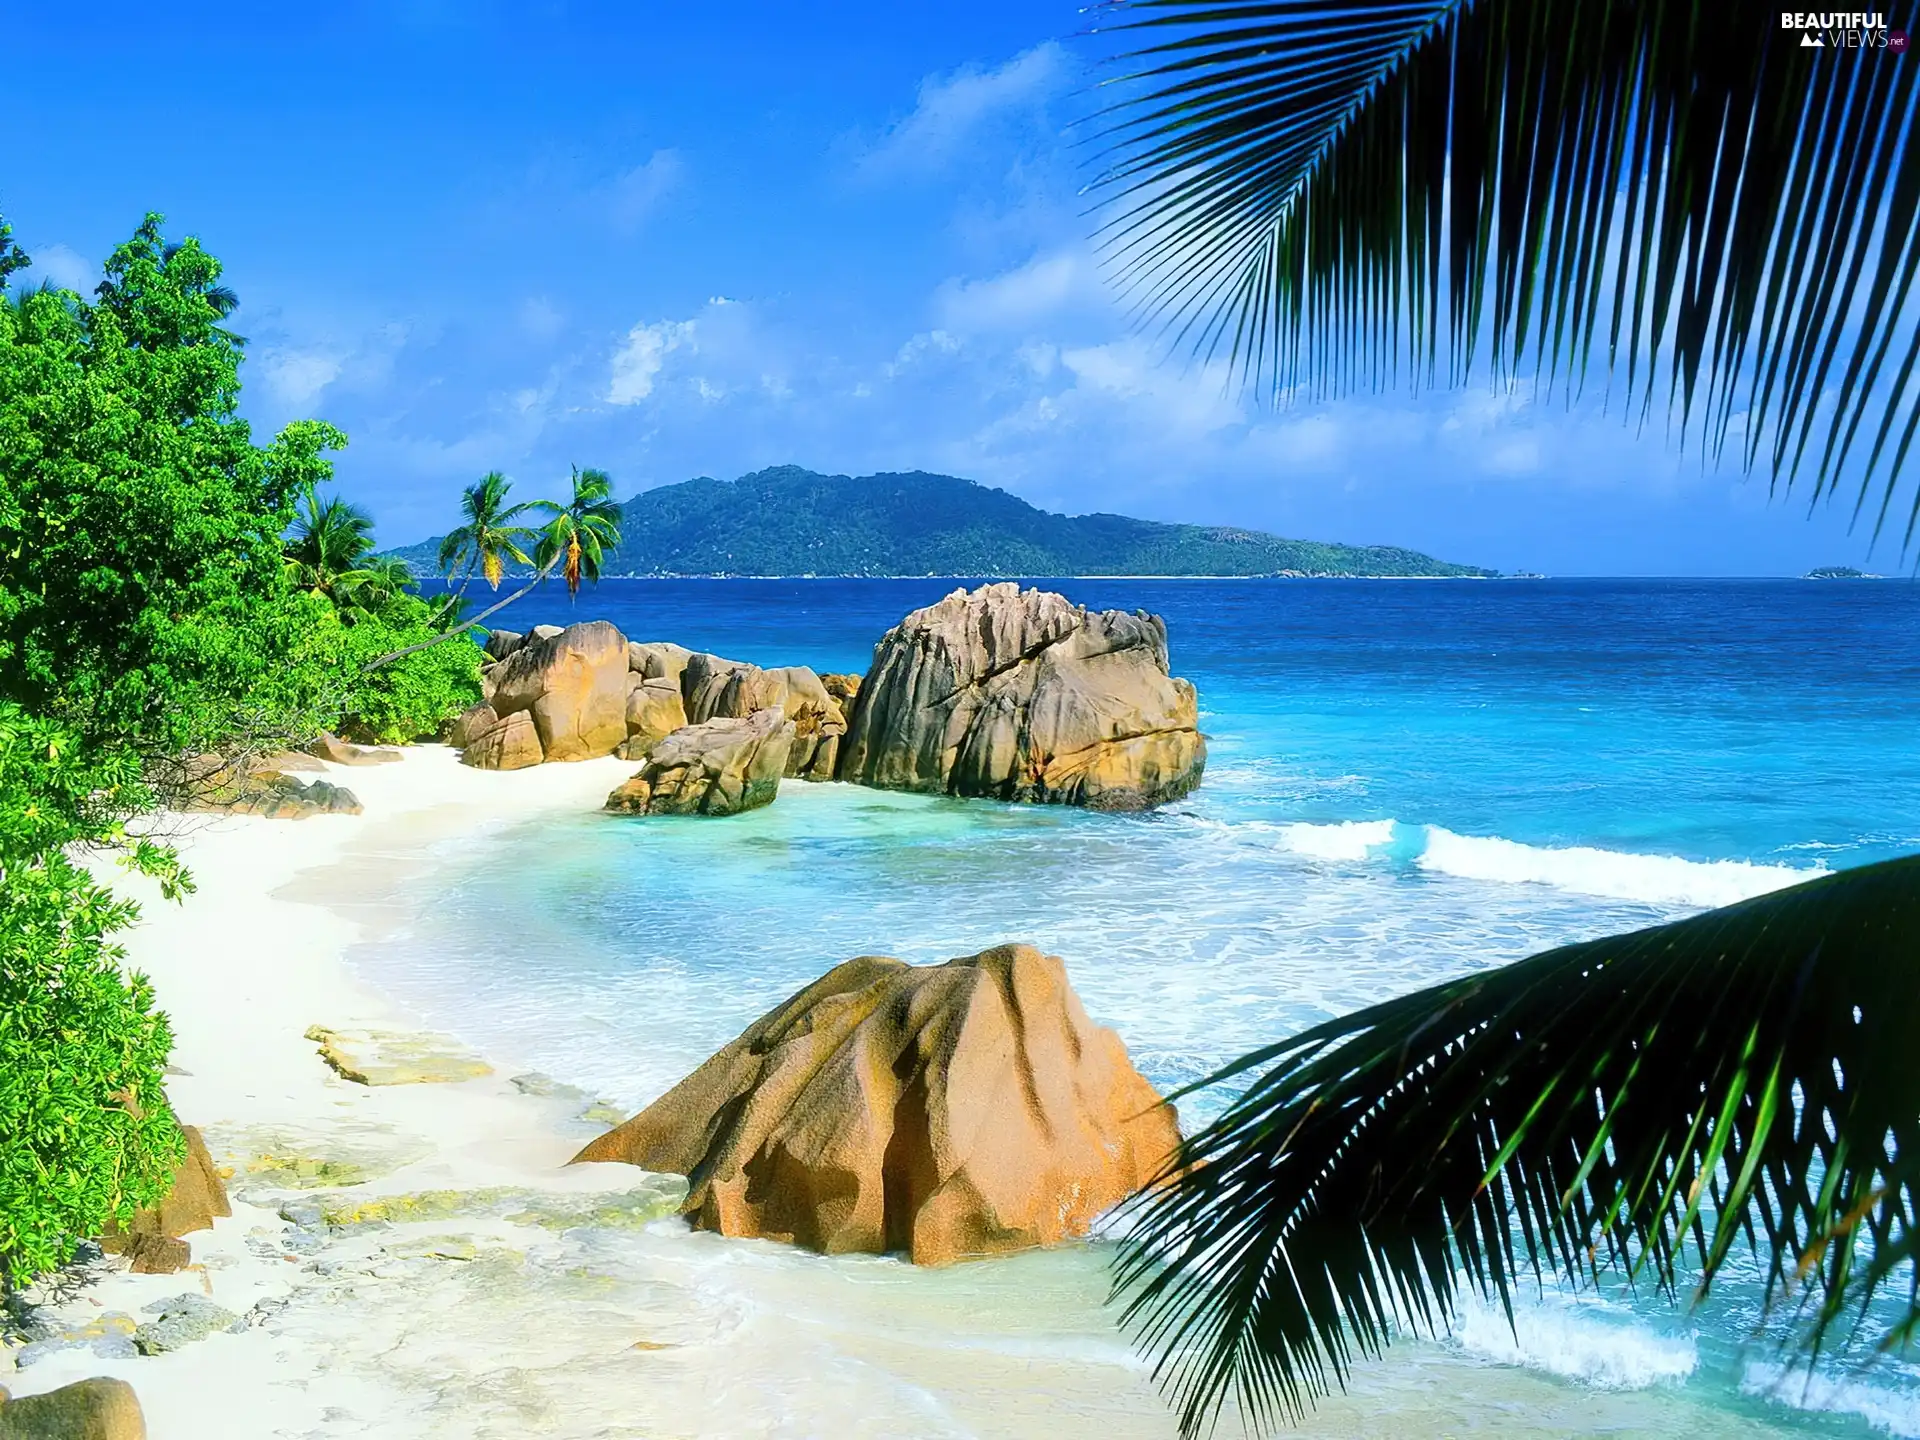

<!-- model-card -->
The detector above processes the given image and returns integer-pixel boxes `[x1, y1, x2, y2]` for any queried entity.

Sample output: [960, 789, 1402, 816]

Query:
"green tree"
[1094, 4, 1920, 1431]
[437, 469, 540, 597]
[535, 465, 622, 600]
[285, 487, 377, 606]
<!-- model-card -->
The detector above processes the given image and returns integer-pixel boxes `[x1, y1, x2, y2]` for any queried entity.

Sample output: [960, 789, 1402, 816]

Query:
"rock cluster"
[604, 709, 794, 817]
[572, 944, 1180, 1265]
[838, 583, 1206, 810]
[471, 585, 1204, 819]
[98, 1126, 231, 1274]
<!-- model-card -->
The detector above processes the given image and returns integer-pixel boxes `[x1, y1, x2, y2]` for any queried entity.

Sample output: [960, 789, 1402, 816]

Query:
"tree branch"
[360, 558, 555, 674]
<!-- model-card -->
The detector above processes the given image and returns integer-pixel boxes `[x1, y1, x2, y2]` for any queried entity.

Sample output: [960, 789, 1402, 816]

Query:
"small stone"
[303, 1026, 492, 1086]
[133, 1294, 240, 1354]
[278, 1198, 325, 1231]
[12, 1339, 80, 1369]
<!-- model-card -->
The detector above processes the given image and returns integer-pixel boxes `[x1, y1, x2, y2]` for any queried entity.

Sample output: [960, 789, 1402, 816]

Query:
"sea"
[357, 576, 1920, 1437]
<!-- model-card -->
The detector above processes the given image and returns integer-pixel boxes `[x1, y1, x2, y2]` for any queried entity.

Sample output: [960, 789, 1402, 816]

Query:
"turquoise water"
[368, 577, 1920, 1435]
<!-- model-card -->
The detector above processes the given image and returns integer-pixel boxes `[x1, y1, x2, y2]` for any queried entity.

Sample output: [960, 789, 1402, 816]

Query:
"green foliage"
[0, 706, 184, 1286]
[437, 470, 539, 592]
[389, 466, 1492, 578]
[332, 594, 483, 744]
[1116, 858, 1920, 1435]
[534, 465, 621, 597]
[1093, 0, 1920, 544]
[0, 214, 335, 768]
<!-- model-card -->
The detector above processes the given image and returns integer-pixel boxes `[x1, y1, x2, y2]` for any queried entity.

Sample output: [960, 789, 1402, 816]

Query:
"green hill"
[389, 466, 1496, 579]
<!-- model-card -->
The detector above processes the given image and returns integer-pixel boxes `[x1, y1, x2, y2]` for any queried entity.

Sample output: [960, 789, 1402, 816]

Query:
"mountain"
[389, 466, 1497, 579]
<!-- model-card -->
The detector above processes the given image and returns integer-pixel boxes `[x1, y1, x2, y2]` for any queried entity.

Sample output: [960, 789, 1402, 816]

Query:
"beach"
[3, 725, 1902, 1438]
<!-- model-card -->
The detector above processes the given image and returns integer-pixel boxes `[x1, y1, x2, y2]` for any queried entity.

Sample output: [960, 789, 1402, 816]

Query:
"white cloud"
[607, 150, 683, 231]
[259, 347, 346, 408]
[607, 318, 694, 405]
[862, 44, 1066, 175]
[30, 243, 95, 292]
[885, 329, 961, 377]
[936, 249, 1104, 333]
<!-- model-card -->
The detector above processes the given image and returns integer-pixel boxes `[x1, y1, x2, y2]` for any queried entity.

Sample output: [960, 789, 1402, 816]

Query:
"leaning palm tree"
[360, 465, 621, 671]
[534, 465, 623, 600]
[437, 470, 540, 595]
[1093, 2, 1920, 1432]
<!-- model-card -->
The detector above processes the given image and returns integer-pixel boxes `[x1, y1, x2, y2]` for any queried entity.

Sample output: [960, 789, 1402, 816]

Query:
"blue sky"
[7, 1, 1893, 574]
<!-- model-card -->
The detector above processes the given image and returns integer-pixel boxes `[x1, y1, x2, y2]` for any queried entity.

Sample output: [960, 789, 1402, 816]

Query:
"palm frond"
[1114, 855, 1920, 1436]
[1094, 0, 1920, 546]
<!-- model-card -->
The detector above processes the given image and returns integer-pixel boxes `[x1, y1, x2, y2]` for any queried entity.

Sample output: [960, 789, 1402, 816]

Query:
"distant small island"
[1805, 566, 1880, 579]
[390, 466, 1498, 580]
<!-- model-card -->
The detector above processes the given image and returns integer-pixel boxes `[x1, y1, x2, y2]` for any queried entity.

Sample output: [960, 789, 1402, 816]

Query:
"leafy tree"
[1094, 3, 1920, 1431]
[0, 707, 187, 1286]
[535, 465, 622, 599]
[285, 487, 377, 605]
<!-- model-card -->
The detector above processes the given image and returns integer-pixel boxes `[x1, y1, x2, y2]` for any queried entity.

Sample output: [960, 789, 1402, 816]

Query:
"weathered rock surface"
[460, 708, 543, 770]
[484, 620, 630, 762]
[483, 628, 525, 661]
[446, 702, 498, 750]
[0, 1377, 146, 1438]
[616, 675, 688, 760]
[572, 943, 1180, 1265]
[305, 1025, 493, 1086]
[838, 583, 1206, 810]
[196, 773, 363, 819]
[627, 640, 694, 685]
[682, 663, 846, 780]
[99, 1126, 231, 1274]
[604, 709, 794, 817]
[306, 731, 403, 766]
[132, 1293, 242, 1354]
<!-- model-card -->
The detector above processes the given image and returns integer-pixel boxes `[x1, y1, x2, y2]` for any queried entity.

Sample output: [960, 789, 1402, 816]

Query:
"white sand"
[0, 749, 1818, 1439]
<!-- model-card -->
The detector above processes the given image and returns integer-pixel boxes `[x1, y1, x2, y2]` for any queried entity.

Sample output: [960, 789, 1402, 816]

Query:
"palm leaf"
[1113, 855, 1920, 1435]
[1092, 0, 1920, 546]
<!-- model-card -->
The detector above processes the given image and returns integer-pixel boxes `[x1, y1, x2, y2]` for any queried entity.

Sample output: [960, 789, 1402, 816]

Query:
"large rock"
[573, 944, 1179, 1265]
[685, 663, 846, 780]
[460, 709, 543, 770]
[194, 773, 362, 819]
[445, 702, 498, 750]
[99, 1127, 230, 1275]
[483, 629, 525, 661]
[838, 584, 1206, 810]
[616, 675, 688, 760]
[305, 731, 402, 766]
[485, 621, 629, 762]
[603, 709, 794, 817]
[627, 640, 694, 686]
[679, 652, 752, 723]
[0, 1377, 146, 1438]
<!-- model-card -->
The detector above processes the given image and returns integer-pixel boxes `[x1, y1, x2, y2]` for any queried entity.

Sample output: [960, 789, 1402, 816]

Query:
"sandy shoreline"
[0, 748, 1834, 1439]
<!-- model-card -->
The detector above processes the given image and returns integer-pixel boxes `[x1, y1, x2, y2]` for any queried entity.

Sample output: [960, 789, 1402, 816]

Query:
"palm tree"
[437, 470, 540, 594]
[534, 465, 623, 600]
[359, 465, 621, 671]
[1093, 3, 1920, 1431]
[284, 488, 375, 605]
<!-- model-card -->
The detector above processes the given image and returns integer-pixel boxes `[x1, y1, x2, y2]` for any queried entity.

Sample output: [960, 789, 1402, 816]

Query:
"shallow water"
[360, 577, 1920, 1436]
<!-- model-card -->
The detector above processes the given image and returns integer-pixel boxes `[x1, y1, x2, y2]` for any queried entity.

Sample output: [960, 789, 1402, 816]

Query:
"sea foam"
[1451, 1293, 1698, 1389]
[1256, 817, 1823, 909]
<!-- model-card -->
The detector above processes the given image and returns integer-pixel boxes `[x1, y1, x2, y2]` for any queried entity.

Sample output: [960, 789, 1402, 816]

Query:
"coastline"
[0, 747, 1879, 1437]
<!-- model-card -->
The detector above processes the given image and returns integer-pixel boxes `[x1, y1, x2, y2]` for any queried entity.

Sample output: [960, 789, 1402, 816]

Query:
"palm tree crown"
[437, 470, 539, 591]
[534, 465, 622, 599]
[1091, 1, 1920, 1432]
[284, 488, 374, 603]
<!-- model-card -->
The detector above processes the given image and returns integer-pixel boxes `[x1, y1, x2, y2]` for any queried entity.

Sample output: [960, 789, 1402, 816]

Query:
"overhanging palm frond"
[1093, 0, 1920, 545]
[1114, 855, 1920, 1437]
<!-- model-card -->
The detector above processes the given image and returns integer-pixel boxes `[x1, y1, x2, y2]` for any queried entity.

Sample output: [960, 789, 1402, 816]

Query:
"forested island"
[389, 466, 1497, 579]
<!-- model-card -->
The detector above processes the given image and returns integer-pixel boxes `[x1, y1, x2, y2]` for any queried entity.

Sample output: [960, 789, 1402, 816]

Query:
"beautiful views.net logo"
[1780, 11, 1907, 49]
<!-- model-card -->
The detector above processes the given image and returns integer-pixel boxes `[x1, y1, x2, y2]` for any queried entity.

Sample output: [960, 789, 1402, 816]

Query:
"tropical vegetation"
[0, 208, 597, 1289]
[1095, 1, 1920, 1431]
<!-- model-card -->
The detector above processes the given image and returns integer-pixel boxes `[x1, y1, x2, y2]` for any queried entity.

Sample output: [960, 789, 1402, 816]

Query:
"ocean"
[359, 577, 1920, 1436]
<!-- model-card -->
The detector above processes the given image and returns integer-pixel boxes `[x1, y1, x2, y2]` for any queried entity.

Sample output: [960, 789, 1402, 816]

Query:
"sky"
[5, 1, 1899, 575]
